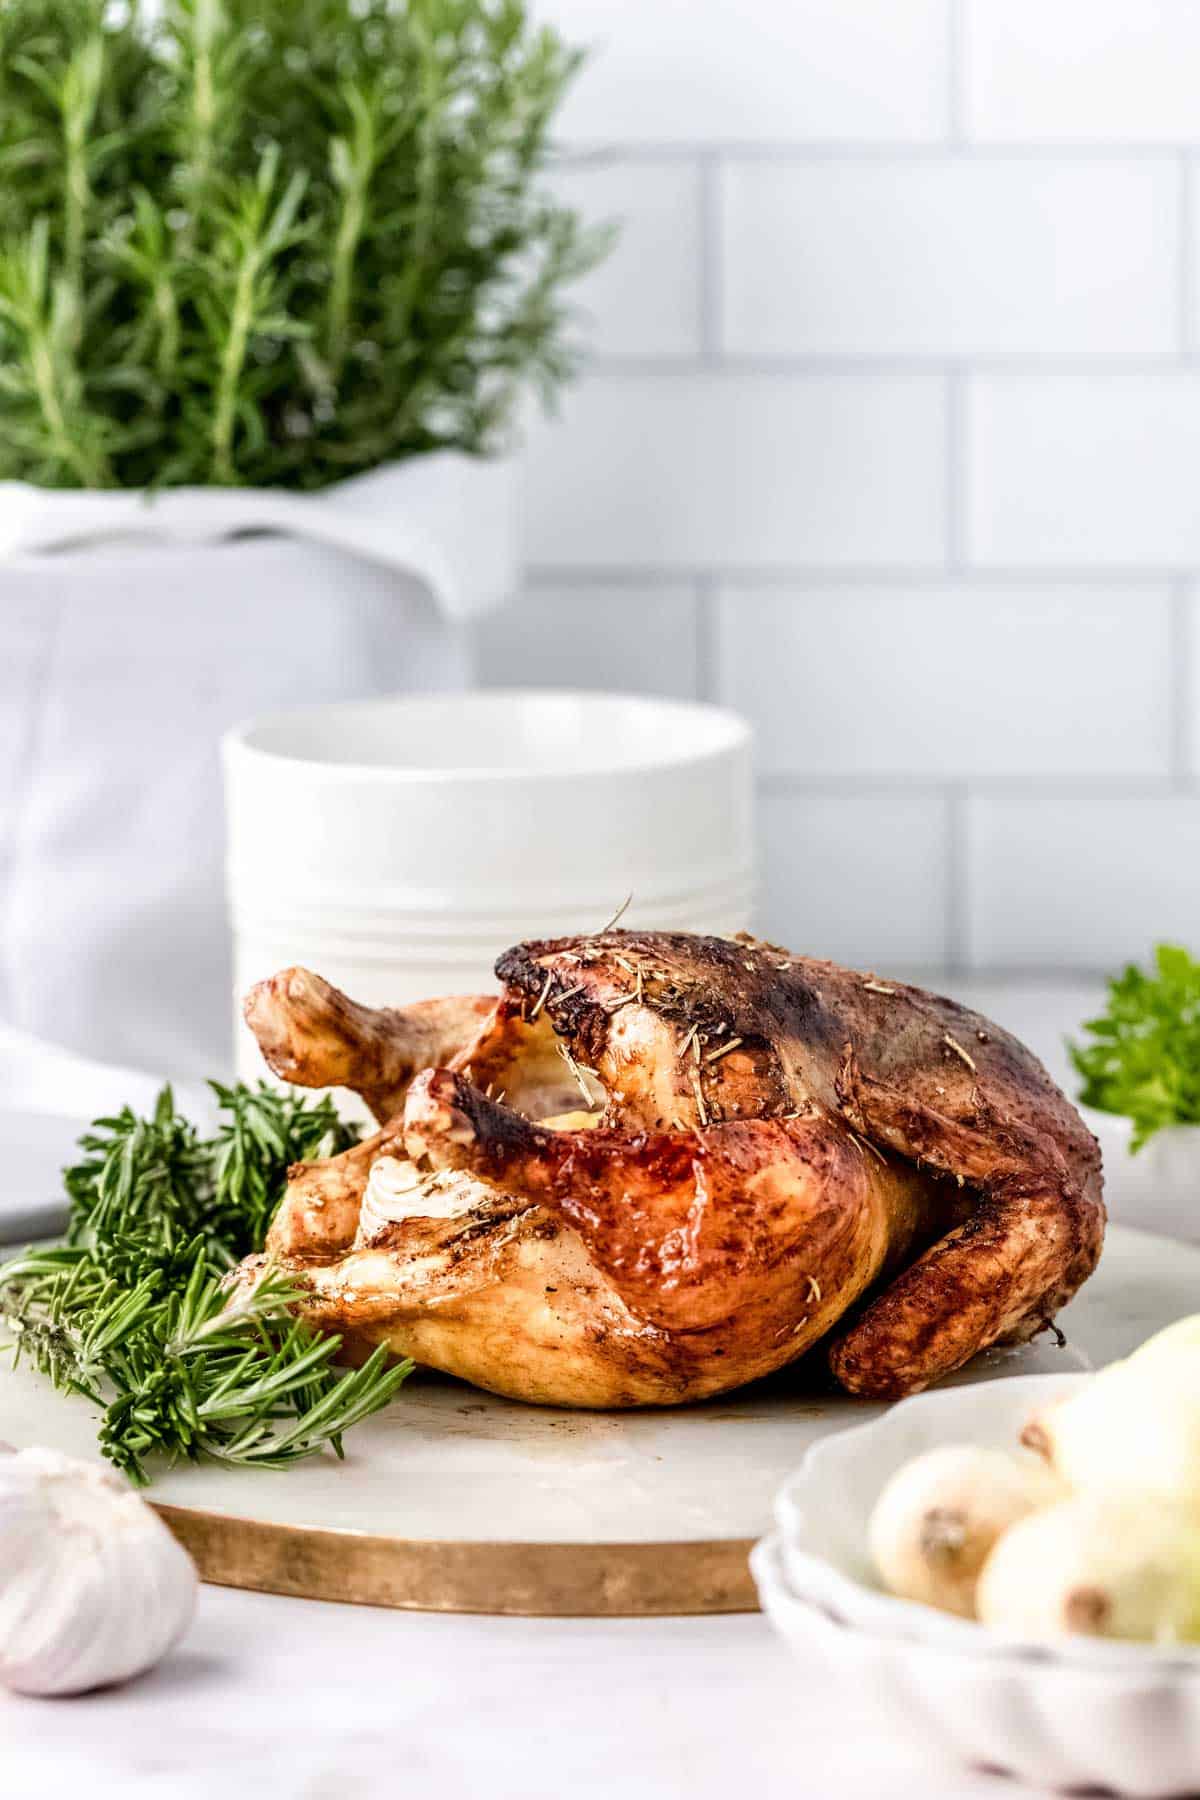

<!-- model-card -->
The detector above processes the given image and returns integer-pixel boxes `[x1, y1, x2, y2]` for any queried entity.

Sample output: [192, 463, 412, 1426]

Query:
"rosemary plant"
[0, 0, 605, 489]
[0, 1083, 413, 1484]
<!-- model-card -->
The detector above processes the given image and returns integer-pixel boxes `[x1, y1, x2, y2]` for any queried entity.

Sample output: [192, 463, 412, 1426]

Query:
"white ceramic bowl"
[753, 1538, 1200, 1799]
[754, 1372, 1200, 1795]
[1081, 1105, 1200, 1245]
[223, 690, 754, 1077]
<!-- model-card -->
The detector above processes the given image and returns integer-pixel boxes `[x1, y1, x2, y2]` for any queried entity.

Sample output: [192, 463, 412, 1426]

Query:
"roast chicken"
[236, 931, 1105, 1405]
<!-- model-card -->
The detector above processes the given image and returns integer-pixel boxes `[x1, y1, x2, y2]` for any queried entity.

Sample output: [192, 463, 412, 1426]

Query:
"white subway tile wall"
[719, 160, 1179, 356]
[473, 582, 700, 697]
[550, 0, 950, 144]
[967, 793, 1200, 968]
[965, 0, 1200, 144]
[716, 584, 1171, 778]
[471, 0, 1200, 974]
[522, 374, 947, 568]
[550, 160, 703, 356]
[967, 376, 1200, 567]
[758, 789, 951, 966]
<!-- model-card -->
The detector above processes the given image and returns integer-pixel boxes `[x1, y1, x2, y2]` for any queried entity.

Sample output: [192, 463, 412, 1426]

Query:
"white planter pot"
[0, 457, 518, 1078]
[1081, 1106, 1200, 1245]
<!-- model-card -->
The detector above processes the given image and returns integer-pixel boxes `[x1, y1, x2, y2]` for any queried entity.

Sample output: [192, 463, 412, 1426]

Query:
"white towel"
[0, 454, 518, 622]
[0, 456, 519, 1078]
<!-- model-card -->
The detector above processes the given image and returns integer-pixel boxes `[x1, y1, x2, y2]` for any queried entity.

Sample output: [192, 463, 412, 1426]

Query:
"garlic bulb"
[0, 1447, 197, 1696]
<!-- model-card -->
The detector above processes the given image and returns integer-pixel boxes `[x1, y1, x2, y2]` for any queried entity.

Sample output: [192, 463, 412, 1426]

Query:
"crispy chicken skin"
[238, 933, 1104, 1405]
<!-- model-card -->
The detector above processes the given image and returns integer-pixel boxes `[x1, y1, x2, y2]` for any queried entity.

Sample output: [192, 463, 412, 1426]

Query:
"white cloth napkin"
[0, 455, 519, 1076]
[0, 453, 518, 622]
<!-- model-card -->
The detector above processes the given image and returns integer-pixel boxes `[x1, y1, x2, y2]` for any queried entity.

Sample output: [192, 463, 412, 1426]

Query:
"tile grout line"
[1180, 153, 1195, 356]
[945, 368, 966, 573]
[575, 352, 1200, 381]
[526, 564, 1194, 588]
[556, 141, 1196, 163]
[892, 960, 1131, 981]
[1170, 577, 1193, 784]
[944, 785, 971, 975]
[696, 152, 723, 359]
[579, 351, 1200, 376]
[947, 0, 965, 146]
[693, 574, 720, 702]
[755, 772, 1196, 798]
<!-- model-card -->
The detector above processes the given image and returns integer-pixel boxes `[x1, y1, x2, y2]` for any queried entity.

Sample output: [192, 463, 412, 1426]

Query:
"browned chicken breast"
[236, 932, 1105, 1405]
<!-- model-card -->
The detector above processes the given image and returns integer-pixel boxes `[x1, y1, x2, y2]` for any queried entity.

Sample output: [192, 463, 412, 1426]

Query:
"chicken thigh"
[237, 932, 1104, 1405]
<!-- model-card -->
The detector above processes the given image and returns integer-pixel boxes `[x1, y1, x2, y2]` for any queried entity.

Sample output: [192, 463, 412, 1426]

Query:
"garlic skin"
[0, 1447, 197, 1696]
[977, 1493, 1200, 1644]
[869, 1445, 1063, 1618]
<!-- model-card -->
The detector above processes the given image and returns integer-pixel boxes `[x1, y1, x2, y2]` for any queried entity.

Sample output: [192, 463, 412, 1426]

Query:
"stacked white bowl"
[223, 690, 753, 1079]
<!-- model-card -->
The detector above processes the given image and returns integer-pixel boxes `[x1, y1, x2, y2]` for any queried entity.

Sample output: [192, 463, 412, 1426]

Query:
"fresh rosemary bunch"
[0, 0, 606, 489]
[0, 1082, 413, 1483]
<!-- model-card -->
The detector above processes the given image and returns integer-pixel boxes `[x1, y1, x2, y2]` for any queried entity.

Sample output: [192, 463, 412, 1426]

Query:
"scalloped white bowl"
[753, 1538, 1200, 1799]
[754, 1373, 1200, 1795]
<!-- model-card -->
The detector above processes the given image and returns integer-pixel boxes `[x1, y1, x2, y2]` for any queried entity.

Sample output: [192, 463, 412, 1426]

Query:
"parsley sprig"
[1070, 944, 1200, 1151]
[0, 1083, 412, 1483]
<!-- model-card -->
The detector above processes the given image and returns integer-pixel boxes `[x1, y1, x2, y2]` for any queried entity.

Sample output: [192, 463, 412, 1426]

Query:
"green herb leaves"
[0, 0, 606, 489]
[1070, 945, 1200, 1151]
[0, 1082, 411, 1483]
[207, 1080, 359, 1257]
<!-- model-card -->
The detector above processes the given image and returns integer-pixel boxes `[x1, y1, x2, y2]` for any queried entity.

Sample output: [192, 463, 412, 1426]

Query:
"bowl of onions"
[753, 1321, 1200, 1796]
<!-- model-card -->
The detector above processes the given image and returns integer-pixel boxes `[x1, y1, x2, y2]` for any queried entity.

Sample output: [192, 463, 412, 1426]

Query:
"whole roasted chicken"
[238, 932, 1104, 1405]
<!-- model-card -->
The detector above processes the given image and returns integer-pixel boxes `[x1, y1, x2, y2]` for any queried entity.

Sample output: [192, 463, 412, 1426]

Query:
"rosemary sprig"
[0, 1082, 411, 1485]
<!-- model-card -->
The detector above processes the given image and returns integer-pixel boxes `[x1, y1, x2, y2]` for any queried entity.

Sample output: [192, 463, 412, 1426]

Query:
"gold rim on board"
[153, 1504, 759, 1617]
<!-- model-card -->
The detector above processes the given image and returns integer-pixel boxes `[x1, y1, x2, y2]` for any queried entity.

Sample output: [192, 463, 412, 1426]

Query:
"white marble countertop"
[1, 1589, 1031, 1800]
[0, 978, 1167, 1799]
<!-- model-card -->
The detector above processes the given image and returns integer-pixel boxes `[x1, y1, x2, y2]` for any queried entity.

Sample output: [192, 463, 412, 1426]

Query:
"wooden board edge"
[153, 1504, 759, 1617]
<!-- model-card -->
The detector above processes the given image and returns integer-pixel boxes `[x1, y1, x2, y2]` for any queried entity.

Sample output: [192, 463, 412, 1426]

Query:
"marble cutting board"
[0, 1225, 1192, 1616]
